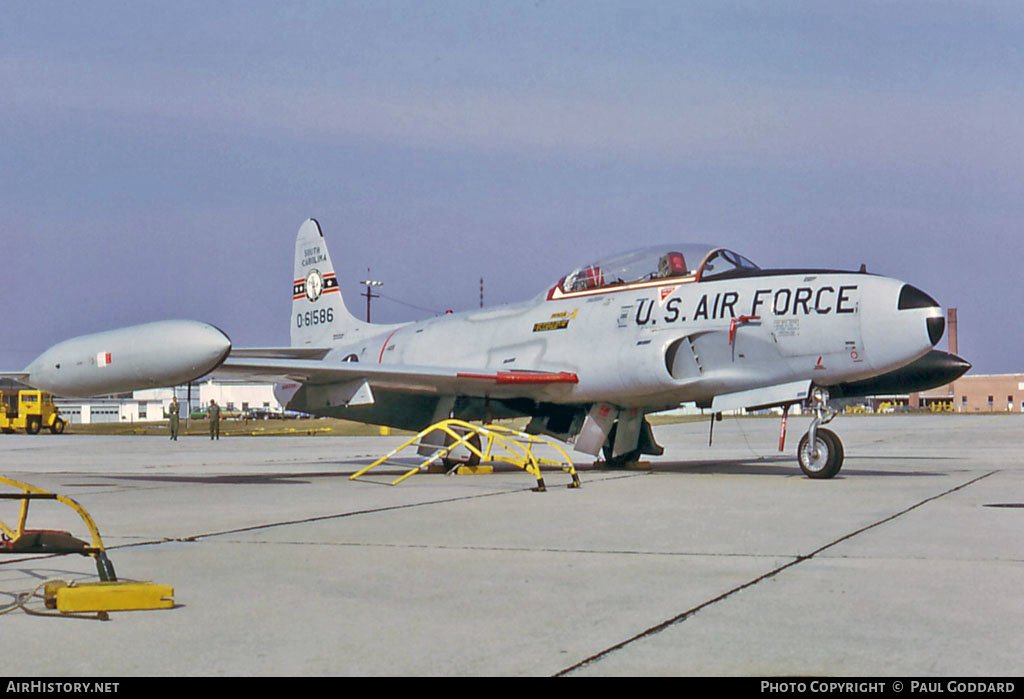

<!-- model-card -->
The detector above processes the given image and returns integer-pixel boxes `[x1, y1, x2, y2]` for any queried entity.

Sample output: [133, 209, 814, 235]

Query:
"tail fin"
[291, 219, 373, 346]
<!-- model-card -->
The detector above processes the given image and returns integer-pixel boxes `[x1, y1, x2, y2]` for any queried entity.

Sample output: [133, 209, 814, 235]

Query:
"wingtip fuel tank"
[22, 320, 232, 398]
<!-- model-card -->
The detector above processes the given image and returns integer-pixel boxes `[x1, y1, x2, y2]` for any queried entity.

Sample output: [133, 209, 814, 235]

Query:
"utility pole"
[480, 277, 484, 308]
[360, 269, 382, 322]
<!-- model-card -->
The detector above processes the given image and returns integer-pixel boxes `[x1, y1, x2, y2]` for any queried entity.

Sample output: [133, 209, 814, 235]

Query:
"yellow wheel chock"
[350, 419, 581, 492]
[1, 476, 175, 616]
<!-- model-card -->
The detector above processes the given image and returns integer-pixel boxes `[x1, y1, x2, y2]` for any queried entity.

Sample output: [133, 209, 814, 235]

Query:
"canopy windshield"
[558, 244, 758, 293]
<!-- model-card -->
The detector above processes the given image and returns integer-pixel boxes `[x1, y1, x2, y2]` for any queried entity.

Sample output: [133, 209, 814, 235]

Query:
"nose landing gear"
[797, 387, 844, 479]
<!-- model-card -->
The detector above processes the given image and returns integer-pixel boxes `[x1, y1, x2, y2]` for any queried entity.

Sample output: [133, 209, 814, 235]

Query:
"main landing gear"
[600, 419, 664, 468]
[796, 387, 844, 479]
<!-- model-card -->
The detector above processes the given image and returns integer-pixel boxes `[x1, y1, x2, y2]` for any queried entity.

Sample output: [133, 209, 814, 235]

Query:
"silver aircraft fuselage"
[313, 263, 944, 412]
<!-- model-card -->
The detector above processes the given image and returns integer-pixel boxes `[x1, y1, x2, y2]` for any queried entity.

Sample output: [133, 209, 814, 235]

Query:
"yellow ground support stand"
[1, 476, 174, 616]
[350, 419, 581, 492]
[0, 475, 116, 581]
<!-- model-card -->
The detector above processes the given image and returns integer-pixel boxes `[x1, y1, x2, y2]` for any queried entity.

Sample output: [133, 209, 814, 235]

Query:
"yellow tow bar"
[350, 419, 581, 492]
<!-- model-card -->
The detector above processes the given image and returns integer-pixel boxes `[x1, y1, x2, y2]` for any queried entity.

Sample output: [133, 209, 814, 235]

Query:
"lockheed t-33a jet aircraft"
[12, 219, 969, 479]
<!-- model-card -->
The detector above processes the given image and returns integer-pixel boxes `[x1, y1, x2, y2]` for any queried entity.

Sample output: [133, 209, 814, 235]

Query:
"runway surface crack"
[553, 470, 997, 677]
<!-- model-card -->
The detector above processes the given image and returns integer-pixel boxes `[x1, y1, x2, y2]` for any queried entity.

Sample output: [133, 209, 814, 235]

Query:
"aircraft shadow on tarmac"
[96, 457, 461, 486]
[93, 453, 954, 485]
[634, 455, 953, 478]
[99, 471, 355, 486]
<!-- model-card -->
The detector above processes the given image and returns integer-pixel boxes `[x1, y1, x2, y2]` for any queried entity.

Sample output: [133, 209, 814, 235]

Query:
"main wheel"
[601, 442, 641, 467]
[25, 417, 41, 435]
[797, 427, 844, 479]
[600, 422, 641, 467]
[442, 429, 482, 468]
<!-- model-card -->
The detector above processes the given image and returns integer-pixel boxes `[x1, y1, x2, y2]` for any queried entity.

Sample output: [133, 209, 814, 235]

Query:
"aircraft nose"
[897, 284, 944, 346]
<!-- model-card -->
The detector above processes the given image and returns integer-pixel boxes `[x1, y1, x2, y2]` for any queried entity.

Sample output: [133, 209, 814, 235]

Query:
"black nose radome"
[830, 350, 971, 399]
[898, 284, 940, 310]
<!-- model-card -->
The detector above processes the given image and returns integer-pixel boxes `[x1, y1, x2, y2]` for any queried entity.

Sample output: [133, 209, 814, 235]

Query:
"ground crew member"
[167, 398, 180, 441]
[208, 399, 221, 440]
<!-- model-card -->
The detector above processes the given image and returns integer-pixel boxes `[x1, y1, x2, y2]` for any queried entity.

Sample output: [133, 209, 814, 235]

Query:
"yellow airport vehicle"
[0, 389, 65, 434]
[351, 418, 581, 492]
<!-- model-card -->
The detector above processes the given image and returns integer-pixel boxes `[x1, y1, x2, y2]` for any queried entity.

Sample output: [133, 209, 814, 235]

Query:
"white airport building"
[55, 381, 282, 424]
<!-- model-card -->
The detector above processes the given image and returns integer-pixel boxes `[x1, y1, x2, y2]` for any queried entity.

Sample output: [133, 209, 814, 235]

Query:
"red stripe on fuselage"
[378, 329, 399, 363]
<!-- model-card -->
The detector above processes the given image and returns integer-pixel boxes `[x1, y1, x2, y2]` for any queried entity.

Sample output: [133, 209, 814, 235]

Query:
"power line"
[377, 293, 444, 316]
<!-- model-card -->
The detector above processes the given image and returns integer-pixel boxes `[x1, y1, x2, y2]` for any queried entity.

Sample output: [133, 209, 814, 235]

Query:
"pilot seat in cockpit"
[658, 252, 687, 278]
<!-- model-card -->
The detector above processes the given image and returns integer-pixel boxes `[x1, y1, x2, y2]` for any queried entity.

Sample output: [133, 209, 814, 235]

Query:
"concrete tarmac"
[0, 414, 1020, 677]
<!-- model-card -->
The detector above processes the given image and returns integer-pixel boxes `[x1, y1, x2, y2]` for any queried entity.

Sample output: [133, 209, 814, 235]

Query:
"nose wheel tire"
[797, 427, 844, 479]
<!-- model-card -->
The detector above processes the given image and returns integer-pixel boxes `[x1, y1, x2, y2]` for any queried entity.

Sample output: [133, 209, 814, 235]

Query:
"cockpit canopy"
[557, 244, 759, 294]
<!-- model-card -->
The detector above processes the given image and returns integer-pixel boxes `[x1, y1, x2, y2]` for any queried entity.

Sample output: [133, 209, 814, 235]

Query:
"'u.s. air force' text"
[635, 285, 858, 326]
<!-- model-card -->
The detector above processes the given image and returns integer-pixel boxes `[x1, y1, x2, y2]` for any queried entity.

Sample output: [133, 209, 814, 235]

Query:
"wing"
[215, 353, 578, 401]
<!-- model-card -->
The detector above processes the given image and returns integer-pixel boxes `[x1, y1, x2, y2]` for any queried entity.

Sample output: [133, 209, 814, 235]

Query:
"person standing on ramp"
[167, 397, 180, 441]
[208, 399, 221, 440]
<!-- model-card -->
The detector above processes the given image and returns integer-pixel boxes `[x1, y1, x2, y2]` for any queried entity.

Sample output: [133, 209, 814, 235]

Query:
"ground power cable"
[0, 578, 108, 620]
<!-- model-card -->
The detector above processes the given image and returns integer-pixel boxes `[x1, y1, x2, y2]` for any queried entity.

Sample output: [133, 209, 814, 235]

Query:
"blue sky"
[3, 1, 1023, 373]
